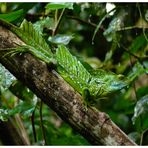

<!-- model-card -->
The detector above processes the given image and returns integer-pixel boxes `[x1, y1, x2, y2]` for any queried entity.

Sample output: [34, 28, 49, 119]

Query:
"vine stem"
[31, 107, 37, 143]
[92, 8, 116, 44]
[39, 100, 47, 145]
[52, 8, 66, 36]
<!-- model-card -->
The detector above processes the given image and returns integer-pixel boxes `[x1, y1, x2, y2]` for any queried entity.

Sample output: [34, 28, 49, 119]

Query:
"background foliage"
[0, 2, 148, 145]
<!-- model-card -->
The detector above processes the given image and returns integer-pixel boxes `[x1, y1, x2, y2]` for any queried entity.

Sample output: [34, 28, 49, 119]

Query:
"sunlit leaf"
[45, 3, 73, 10]
[0, 9, 24, 22]
[48, 34, 74, 45]
[132, 95, 148, 124]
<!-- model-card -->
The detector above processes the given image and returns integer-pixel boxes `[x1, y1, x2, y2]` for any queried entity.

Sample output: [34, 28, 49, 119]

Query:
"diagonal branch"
[0, 25, 137, 145]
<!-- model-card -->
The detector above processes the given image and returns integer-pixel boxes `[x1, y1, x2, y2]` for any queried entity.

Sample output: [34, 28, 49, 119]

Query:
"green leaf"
[137, 86, 148, 99]
[103, 10, 127, 42]
[132, 95, 148, 124]
[9, 98, 37, 118]
[127, 62, 148, 82]
[0, 98, 37, 121]
[48, 34, 74, 45]
[129, 34, 147, 52]
[9, 81, 34, 101]
[0, 109, 9, 121]
[45, 3, 73, 10]
[0, 9, 24, 22]
[33, 17, 54, 34]
[0, 63, 16, 93]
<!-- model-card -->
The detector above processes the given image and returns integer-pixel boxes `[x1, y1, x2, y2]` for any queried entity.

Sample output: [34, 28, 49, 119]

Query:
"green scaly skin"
[0, 19, 128, 105]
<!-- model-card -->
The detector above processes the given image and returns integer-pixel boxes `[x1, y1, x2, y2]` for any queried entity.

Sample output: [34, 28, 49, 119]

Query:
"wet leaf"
[132, 95, 148, 124]
[48, 34, 74, 45]
[0, 63, 16, 93]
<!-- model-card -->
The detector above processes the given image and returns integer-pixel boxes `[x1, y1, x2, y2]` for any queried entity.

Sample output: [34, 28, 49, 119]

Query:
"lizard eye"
[95, 80, 104, 84]
[117, 74, 124, 80]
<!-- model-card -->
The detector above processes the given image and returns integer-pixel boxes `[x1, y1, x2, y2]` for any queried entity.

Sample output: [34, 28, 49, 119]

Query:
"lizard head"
[89, 69, 128, 98]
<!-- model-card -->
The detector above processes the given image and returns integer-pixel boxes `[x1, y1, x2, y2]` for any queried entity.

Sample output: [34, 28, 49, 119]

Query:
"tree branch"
[0, 118, 30, 145]
[0, 25, 137, 145]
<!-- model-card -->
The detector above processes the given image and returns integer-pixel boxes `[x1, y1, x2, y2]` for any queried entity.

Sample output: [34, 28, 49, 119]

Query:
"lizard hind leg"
[82, 88, 95, 107]
[1, 45, 28, 58]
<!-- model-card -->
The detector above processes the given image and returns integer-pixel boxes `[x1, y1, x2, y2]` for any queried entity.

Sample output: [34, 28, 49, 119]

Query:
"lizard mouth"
[110, 81, 127, 91]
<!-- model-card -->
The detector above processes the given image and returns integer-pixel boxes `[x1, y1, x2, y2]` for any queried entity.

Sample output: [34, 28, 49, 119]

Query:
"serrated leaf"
[45, 3, 73, 10]
[48, 34, 74, 45]
[132, 95, 148, 124]
[0, 9, 24, 22]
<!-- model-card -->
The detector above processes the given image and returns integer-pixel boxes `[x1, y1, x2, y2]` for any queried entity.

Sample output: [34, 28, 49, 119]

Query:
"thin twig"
[66, 15, 98, 28]
[39, 100, 47, 145]
[31, 108, 37, 143]
[137, 4, 148, 42]
[92, 8, 116, 44]
[52, 8, 66, 36]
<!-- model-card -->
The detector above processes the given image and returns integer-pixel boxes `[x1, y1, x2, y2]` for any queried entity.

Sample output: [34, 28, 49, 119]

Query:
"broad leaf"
[45, 3, 73, 10]
[0, 9, 24, 22]
[129, 34, 147, 52]
[132, 95, 148, 124]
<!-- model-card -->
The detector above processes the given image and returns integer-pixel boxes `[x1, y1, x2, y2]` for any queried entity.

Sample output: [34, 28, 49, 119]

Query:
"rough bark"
[0, 25, 137, 145]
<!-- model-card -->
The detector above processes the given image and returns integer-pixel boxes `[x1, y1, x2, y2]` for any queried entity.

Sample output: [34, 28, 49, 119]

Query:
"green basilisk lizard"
[0, 19, 128, 105]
